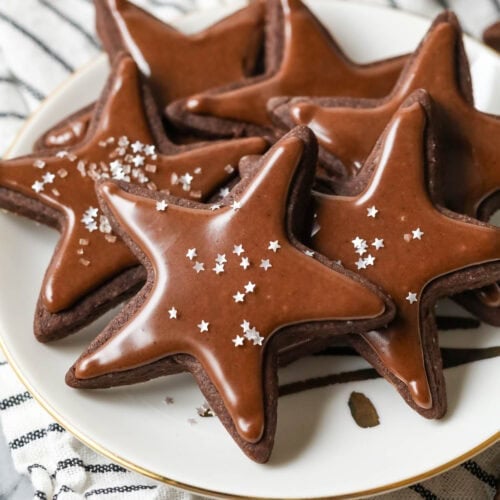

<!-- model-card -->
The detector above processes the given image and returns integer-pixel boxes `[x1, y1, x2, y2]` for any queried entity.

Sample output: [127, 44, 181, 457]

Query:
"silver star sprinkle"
[132, 155, 145, 167]
[32, 181, 44, 193]
[213, 263, 225, 275]
[355, 241, 368, 256]
[131, 141, 144, 153]
[197, 320, 209, 333]
[406, 292, 418, 304]
[186, 248, 197, 260]
[230, 200, 241, 211]
[252, 333, 264, 346]
[367, 206, 379, 218]
[372, 238, 384, 250]
[232, 335, 244, 347]
[233, 291, 245, 303]
[260, 259, 272, 271]
[87, 222, 98, 232]
[42, 172, 55, 184]
[193, 261, 205, 273]
[215, 254, 227, 265]
[240, 257, 250, 270]
[179, 173, 194, 191]
[168, 307, 178, 319]
[268, 240, 281, 252]
[156, 200, 168, 212]
[233, 244, 245, 256]
[352, 236, 365, 249]
[412, 228, 424, 240]
[244, 281, 256, 293]
[85, 207, 99, 218]
[364, 254, 375, 266]
[355, 258, 367, 270]
[244, 326, 258, 341]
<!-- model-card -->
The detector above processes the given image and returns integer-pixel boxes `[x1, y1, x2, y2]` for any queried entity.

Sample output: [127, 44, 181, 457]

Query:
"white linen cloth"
[0, 0, 498, 498]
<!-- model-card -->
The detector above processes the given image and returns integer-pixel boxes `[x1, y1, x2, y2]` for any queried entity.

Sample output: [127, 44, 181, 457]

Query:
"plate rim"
[1, 333, 497, 500]
[1, 2, 499, 498]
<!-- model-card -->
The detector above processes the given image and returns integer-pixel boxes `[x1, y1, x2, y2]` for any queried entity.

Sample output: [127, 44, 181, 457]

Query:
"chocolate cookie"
[483, 21, 500, 53]
[271, 11, 500, 325]
[310, 91, 500, 419]
[35, 0, 266, 151]
[65, 127, 395, 462]
[166, 0, 408, 139]
[0, 53, 268, 342]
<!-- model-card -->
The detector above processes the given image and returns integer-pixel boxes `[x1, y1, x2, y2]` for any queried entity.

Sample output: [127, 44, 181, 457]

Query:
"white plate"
[1, 1, 499, 498]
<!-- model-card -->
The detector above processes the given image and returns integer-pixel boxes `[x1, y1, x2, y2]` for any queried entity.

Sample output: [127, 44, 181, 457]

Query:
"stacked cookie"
[0, 0, 499, 462]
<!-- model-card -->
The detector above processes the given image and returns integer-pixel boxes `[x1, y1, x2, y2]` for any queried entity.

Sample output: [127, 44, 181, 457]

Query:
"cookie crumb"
[196, 402, 214, 417]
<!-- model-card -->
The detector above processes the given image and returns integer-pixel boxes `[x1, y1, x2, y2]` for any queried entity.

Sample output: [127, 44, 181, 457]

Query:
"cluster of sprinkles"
[348, 204, 424, 305]
[81, 206, 112, 234]
[168, 225, 283, 348]
[29, 137, 211, 254]
[31, 158, 66, 198]
[233, 319, 264, 347]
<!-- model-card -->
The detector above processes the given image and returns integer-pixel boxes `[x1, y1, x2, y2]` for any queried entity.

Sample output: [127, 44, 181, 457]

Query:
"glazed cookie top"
[174, 0, 407, 131]
[40, 0, 265, 150]
[281, 12, 500, 218]
[97, 0, 265, 108]
[72, 128, 388, 445]
[0, 55, 267, 314]
[312, 94, 500, 412]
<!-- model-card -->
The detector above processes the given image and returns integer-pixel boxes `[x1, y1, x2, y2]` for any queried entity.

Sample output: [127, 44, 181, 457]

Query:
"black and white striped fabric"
[0, 1, 498, 499]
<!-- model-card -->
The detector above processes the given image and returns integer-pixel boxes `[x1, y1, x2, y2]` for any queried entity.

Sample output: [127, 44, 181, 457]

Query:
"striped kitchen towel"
[0, 1, 499, 499]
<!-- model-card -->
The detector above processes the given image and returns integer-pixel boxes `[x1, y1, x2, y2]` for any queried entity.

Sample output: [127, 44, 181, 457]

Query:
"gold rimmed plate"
[1, 1, 499, 498]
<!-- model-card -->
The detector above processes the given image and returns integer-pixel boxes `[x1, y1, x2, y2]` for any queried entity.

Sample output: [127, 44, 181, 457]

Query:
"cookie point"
[73, 355, 97, 381]
[290, 102, 316, 125]
[236, 414, 264, 444]
[41, 286, 62, 314]
[186, 97, 202, 111]
[408, 379, 433, 410]
[97, 180, 121, 199]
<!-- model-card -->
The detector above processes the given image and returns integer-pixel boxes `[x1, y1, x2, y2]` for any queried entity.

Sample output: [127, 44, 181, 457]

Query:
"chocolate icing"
[287, 15, 500, 310]
[289, 17, 500, 217]
[184, 0, 406, 130]
[72, 131, 387, 443]
[98, 0, 265, 108]
[42, 107, 93, 149]
[312, 99, 500, 410]
[0, 55, 267, 314]
[40, 0, 265, 150]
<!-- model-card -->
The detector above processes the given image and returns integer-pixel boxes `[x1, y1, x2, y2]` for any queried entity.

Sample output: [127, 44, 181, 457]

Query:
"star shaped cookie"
[36, 0, 265, 150]
[272, 12, 500, 323]
[0, 54, 267, 341]
[66, 127, 394, 462]
[311, 93, 500, 419]
[167, 0, 408, 138]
